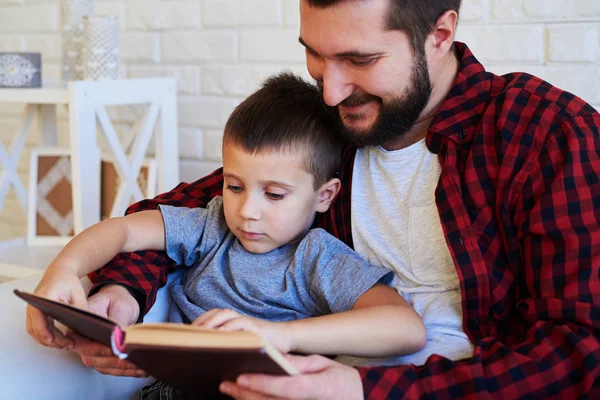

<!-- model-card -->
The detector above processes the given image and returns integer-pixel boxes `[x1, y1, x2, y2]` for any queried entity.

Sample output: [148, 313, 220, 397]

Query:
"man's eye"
[305, 48, 319, 57]
[227, 185, 242, 193]
[266, 192, 285, 201]
[350, 58, 375, 67]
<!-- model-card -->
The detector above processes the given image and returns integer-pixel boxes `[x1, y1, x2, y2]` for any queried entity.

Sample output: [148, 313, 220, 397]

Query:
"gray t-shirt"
[159, 197, 393, 324]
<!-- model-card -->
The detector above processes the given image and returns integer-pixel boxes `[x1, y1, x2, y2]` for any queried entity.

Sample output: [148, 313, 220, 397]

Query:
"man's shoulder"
[177, 168, 224, 202]
[490, 71, 597, 119]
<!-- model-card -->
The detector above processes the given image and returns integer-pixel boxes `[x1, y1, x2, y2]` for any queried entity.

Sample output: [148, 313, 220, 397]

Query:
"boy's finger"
[46, 321, 74, 349]
[26, 305, 54, 345]
[221, 319, 259, 333]
[200, 309, 239, 328]
[192, 308, 222, 325]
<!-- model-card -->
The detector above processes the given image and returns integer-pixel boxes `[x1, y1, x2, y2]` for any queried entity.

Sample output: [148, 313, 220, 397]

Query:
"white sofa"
[0, 272, 177, 399]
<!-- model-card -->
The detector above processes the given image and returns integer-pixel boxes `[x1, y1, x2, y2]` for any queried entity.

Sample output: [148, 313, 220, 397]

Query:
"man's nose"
[320, 63, 354, 107]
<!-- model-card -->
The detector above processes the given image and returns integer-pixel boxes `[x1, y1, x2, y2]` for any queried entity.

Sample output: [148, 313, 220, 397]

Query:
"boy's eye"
[266, 192, 285, 201]
[226, 185, 242, 193]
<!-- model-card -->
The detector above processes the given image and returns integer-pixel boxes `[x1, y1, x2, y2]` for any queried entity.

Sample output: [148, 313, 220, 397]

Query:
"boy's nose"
[239, 197, 260, 220]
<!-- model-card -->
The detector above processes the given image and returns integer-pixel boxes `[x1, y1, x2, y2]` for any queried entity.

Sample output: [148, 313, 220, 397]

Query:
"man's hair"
[305, 0, 462, 55]
[224, 72, 341, 190]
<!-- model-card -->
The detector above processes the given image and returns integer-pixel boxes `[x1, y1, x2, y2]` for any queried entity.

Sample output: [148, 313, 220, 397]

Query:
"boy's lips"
[241, 230, 263, 240]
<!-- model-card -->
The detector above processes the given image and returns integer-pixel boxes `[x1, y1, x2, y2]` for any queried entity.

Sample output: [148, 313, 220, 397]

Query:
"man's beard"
[332, 52, 432, 147]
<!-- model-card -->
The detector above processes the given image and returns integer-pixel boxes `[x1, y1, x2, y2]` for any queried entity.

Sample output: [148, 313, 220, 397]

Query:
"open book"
[15, 290, 297, 398]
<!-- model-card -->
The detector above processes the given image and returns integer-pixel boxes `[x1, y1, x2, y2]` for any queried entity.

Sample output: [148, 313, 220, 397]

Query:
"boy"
[27, 72, 425, 398]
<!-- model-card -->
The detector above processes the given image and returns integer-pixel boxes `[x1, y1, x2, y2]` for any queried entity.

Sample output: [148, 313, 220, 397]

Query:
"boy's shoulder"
[302, 227, 334, 243]
[206, 195, 224, 209]
[299, 228, 353, 254]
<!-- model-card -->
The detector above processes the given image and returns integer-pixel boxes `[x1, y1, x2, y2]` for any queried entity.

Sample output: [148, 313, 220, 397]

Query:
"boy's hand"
[26, 278, 146, 377]
[26, 268, 89, 350]
[193, 309, 292, 353]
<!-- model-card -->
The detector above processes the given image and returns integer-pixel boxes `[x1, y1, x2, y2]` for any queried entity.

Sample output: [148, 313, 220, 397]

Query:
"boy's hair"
[305, 0, 462, 56]
[224, 72, 341, 190]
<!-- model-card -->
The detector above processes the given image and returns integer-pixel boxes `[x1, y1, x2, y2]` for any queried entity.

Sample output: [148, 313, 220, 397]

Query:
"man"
[28, 0, 600, 398]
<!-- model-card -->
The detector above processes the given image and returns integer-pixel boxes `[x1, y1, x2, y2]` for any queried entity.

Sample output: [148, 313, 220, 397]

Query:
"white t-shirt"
[340, 139, 474, 366]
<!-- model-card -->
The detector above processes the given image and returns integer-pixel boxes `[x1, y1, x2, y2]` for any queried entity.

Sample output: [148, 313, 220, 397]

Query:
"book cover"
[15, 290, 297, 398]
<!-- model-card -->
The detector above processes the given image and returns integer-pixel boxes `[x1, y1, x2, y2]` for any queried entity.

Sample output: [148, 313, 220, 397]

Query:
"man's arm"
[87, 168, 224, 318]
[356, 114, 600, 397]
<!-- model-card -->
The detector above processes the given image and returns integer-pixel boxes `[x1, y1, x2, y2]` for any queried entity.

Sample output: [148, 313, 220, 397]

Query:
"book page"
[125, 323, 265, 349]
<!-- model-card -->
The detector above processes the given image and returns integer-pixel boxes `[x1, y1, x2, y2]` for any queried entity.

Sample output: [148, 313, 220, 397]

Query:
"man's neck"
[382, 48, 460, 151]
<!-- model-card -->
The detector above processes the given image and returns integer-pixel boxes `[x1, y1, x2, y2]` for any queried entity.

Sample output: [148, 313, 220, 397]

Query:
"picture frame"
[27, 148, 157, 246]
[27, 148, 76, 246]
[100, 154, 157, 220]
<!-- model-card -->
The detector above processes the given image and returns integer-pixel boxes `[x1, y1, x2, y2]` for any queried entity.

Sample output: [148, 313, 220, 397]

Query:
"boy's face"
[222, 143, 322, 254]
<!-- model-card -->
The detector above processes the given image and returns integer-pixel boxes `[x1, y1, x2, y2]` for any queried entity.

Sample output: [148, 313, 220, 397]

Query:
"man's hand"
[85, 284, 140, 324]
[193, 308, 292, 353]
[66, 284, 147, 377]
[70, 332, 147, 377]
[219, 354, 363, 400]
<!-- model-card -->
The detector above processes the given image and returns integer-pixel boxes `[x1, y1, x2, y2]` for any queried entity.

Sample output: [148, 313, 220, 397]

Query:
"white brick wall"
[0, 0, 599, 241]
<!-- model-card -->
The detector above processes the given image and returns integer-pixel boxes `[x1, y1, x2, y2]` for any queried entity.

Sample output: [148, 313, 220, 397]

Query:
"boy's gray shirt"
[159, 197, 393, 324]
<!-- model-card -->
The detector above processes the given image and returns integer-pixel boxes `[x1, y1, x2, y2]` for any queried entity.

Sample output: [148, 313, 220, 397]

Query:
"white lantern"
[82, 15, 120, 81]
[61, 0, 95, 82]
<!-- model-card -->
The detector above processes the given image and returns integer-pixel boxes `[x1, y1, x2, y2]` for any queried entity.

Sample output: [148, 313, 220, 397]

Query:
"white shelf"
[0, 77, 179, 247]
[0, 244, 61, 282]
[0, 87, 69, 104]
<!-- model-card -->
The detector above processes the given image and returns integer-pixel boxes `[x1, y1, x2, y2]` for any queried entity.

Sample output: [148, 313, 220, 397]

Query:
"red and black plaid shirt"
[89, 42, 600, 398]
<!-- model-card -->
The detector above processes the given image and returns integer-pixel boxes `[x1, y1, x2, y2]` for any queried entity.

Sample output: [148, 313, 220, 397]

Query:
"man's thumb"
[107, 299, 139, 326]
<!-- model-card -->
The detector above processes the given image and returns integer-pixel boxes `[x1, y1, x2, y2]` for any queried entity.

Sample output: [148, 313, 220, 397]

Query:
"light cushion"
[0, 271, 178, 399]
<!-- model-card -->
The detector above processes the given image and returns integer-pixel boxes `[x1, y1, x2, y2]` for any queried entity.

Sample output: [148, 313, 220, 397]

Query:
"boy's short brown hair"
[223, 72, 342, 189]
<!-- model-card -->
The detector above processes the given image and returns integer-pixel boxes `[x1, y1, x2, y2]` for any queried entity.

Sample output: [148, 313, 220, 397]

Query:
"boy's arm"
[281, 284, 425, 357]
[88, 168, 224, 317]
[46, 210, 165, 279]
[26, 211, 166, 348]
[197, 284, 425, 358]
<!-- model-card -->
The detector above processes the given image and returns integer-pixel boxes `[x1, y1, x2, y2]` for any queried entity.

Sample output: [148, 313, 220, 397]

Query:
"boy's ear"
[316, 178, 341, 213]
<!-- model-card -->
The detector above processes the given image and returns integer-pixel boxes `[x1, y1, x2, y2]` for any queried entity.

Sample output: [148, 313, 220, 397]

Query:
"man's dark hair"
[305, 0, 462, 56]
[224, 72, 341, 189]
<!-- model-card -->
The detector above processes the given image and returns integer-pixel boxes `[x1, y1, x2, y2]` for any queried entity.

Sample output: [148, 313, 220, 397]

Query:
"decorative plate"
[0, 53, 41, 88]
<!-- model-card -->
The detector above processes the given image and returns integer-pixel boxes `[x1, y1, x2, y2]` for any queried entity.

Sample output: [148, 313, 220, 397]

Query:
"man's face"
[300, 0, 432, 146]
[222, 143, 321, 254]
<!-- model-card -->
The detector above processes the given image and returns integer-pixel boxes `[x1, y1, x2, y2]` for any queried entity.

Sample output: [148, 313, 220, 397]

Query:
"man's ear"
[315, 178, 341, 213]
[427, 9, 458, 57]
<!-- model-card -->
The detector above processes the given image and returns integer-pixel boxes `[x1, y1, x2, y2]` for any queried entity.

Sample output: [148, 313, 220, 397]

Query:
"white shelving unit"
[0, 78, 180, 280]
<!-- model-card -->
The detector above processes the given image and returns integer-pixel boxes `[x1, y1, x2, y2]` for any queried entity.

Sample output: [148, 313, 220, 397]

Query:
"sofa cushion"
[0, 271, 179, 399]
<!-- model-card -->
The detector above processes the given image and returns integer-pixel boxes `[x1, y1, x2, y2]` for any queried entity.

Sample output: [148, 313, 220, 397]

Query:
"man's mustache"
[340, 92, 380, 107]
[315, 82, 380, 108]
